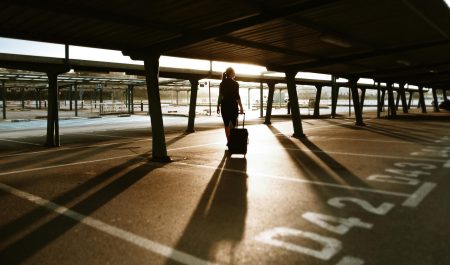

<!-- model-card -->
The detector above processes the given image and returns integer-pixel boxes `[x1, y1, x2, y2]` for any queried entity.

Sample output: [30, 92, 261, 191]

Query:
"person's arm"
[237, 99, 244, 114]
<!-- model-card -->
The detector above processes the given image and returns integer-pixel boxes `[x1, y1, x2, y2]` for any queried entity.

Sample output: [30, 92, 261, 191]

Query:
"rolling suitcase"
[228, 113, 248, 156]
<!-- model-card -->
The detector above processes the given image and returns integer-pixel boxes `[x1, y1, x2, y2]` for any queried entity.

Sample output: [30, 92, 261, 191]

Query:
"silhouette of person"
[217, 67, 244, 145]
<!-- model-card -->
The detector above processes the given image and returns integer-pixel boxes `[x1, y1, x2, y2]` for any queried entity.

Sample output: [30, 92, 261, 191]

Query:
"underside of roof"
[1, 0, 450, 87]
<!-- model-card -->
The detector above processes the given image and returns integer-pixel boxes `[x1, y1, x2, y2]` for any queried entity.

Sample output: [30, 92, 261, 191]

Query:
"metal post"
[380, 89, 386, 111]
[387, 82, 396, 118]
[46, 72, 60, 147]
[349, 78, 364, 126]
[376, 84, 381, 118]
[1, 80, 5, 119]
[331, 75, 338, 118]
[247, 88, 251, 110]
[443, 89, 448, 101]
[399, 83, 408, 113]
[131, 84, 134, 114]
[313, 85, 322, 118]
[21, 87, 25, 109]
[418, 85, 427, 113]
[186, 79, 199, 133]
[74, 84, 78, 117]
[432, 88, 439, 112]
[144, 55, 170, 162]
[69, 85, 73, 111]
[360, 88, 366, 113]
[260, 83, 264, 118]
[264, 83, 275, 125]
[408, 91, 413, 109]
[279, 87, 282, 108]
[208, 81, 211, 116]
[348, 87, 351, 117]
[285, 70, 305, 138]
[395, 91, 401, 110]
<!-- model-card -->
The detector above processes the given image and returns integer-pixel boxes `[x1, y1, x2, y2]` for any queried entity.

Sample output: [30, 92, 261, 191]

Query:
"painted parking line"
[0, 182, 214, 265]
[0, 138, 42, 146]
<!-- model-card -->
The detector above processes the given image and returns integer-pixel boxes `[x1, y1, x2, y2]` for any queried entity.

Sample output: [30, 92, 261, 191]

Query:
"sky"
[0, 36, 387, 85]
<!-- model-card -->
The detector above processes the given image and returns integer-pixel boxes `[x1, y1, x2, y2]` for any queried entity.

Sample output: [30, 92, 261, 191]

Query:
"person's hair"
[222, 67, 235, 81]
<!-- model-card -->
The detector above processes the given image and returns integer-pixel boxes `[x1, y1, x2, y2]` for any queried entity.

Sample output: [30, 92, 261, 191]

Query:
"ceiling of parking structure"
[1, 0, 450, 87]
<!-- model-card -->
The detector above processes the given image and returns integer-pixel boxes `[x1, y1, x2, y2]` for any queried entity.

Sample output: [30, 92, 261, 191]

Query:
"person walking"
[217, 67, 244, 145]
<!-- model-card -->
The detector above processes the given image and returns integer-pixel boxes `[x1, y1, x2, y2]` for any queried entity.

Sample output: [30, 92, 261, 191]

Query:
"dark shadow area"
[267, 126, 370, 197]
[0, 154, 162, 264]
[166, 151, 247, 265]
[379, 113, 450, 121]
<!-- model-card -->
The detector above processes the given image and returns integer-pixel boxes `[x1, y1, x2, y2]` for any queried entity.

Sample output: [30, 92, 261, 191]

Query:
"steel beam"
[186, 79, 199, 133]
[285, 70, 305, 138]
[144, 55, 170, 162]
[264, 82, 275, 125]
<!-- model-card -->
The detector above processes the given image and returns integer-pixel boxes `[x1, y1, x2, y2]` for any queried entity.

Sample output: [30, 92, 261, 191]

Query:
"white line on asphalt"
[402, 182, 437, 208]
[0, 182, 214, 265]
[0, 143, 223, 176]
[336, 256, 365, 265]
[0, 138, 42, 146]
[173, 162, 412, 198]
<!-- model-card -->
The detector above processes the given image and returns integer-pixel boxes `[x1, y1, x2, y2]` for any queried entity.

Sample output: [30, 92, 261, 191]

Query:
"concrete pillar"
[387, 82, 396, 118]
[349, 78, 364, 126]
[131, 84, 134, 114]
[74, 84, 78, 117]
[331, 75, 339, 118]
[21, 87, 25, 109]
[380, 89, 386, 110]
[186, 79, 199, 133]
[46, 72, 61, 147]
[313, 85, 322, 118]
[264, 82, 275, 125]
[1, 80, 5, 119]
[395, 91, 401, 110]
[260, 83, 264, 118]
[144, 55, 170, 162]
[418, 85, 427, 113]
[360, 88, 366, 113]
[432, 88, 439, 112]
[285, 70, 305, 138]
[408, 91, 413, 109]
[443, 89, 448, 101]
[376, 83, 381, 118]
[399, 83, 408, 113]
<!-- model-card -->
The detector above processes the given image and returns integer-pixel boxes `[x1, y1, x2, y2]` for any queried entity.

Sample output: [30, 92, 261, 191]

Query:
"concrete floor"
[1, 111, 449, 265]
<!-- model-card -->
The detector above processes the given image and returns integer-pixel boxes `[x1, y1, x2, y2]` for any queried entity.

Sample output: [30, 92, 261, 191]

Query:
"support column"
[418, 85, 427, 113]
[46, 71, 61, 147]
[443, 89, 448, 101]
[313, 85, 322, 118]
[432, 88, 440, 112]
[331, 75, 339, 118]
[144, 55, 170, 162]
[69, 84, 73, 111]
[186, 79, 199, 133]
[131, 84, 134, 114]
[408, 91, 413, 109]
[1, 80, 6, 119]
[247, 88, 251, 110]
[21, 87, 25, 109]
[74, 84, 78, 117]
[285, 70, 305, 138]
[260, 83, 264, 118]
[395, 92, 401, 110]
[127, 84, 133, 113]
[349, 78, 364, 126]
[399, 83, 408, 113]
[376, 83, 381, 118]
[387, 82, 396, 118]
[264, 82, 275, 125]
[360, 88, 366, 113]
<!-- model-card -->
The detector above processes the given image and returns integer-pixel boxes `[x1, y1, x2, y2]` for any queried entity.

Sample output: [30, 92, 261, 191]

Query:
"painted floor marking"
[402, 182, 437, 208]
[0, 138, 42, 146]
[0, 142, 223, 176]
[0, 182, 214, 265]
[174, 161, 412, 198]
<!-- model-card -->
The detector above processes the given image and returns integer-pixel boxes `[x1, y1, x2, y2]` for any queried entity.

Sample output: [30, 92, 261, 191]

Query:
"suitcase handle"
[237, 113, 245, 128]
